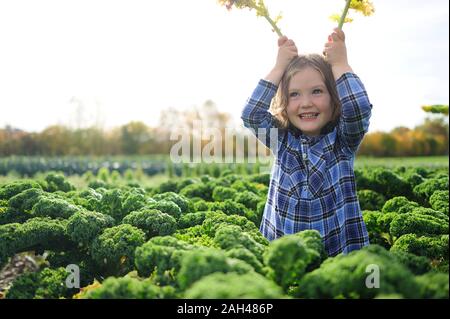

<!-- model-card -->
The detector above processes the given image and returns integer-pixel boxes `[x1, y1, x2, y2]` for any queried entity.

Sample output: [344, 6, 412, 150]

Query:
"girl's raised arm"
[335, 73, 372, 153]
[241, 36, 298, 153]
[324, 28, 372, 153]
[241, 78, 280, 152]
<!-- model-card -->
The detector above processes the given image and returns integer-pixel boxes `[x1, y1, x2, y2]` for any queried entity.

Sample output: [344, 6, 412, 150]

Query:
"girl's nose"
[300, 98, 313, 109]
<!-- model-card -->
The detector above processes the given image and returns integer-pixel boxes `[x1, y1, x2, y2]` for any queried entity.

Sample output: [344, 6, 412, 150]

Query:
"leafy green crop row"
[0, 166, 448, 299]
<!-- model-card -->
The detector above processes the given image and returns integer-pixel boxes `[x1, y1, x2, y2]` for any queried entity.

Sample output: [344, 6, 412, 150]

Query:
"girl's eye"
[289, 92, 299, 98]
[312, 89, 323, 94]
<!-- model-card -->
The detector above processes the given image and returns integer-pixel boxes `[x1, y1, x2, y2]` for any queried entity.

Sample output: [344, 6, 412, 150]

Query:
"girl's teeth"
[300, 114, 318, 118]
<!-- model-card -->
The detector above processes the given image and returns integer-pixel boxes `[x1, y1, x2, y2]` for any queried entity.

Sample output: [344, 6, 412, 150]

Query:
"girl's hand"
[265, 36, 298, 85]
[274, 36, 298, 73]
[323, 28, 353, 80]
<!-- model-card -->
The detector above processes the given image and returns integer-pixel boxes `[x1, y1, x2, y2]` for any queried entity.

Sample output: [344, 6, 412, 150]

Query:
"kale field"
[0, 157, 448, 299]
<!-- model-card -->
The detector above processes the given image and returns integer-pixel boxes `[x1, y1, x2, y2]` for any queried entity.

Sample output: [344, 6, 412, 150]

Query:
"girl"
[241, 28, 372, 256]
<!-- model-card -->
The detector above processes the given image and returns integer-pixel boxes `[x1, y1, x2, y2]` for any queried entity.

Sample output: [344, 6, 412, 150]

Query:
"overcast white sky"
[0, 0, 448, 133]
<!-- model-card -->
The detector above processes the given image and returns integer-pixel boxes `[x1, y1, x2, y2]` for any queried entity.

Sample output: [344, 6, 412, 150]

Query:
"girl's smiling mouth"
[299, 112, 320, 120]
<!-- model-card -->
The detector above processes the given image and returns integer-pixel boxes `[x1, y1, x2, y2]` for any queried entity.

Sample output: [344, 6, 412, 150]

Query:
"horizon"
[0, 103, 447, 134]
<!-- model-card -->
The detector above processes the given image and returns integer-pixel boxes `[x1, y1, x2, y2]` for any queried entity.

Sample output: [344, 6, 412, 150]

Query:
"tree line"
[1, 104, 448, 157]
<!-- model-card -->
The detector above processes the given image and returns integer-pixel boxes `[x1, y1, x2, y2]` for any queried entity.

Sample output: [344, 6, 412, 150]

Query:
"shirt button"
[302, 153, 307, 160]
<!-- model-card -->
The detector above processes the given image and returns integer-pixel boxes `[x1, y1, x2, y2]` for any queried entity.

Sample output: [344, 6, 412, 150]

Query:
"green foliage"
[0, 206, 33, 226]
[97, 167, 110, 182]
[354, 169, 371, 190]
[82, 276, 177, 299]
[411, 207, 448, 222]
[134, 236, 193, 279]
[87, 180, 112, 190]
[179, 183, 213, 201]
[234, 190, 261, 210]
[367, 168, 412, 199]
[429, 190, 449, 215]
[409, 167, 429, 178]
[212, 186, 237, 202]
[93, 187, 147, 221]
[176, 178, 199, 192]
[152, 192, 191, 214]
[6, 267, 77, 299]
[174, 226, 218, 248]
[177, 248, 253, 290]
[110, 170, 121, 183]
[8, 188, 45, 213]
[264, 230, 326, 290]
[12, 217, 72, 254]
[67, 188, 103, 212]
[390, 234, 448, 261]
[415, 272, 449, 299]
[147, 200, 182, 220]
[213, 224, 265, 262]
[231, 179, 260, 194]
[382, 196, 420, 214]
[0, 180, 43, 200]
[66, 210, 115, 246]
[247, 173, 271, 187]
[44, 250, 98, 287]
[403, 172, 425, 189]
[193, 200, 209, 212]
[422, 104, 449, 115]
[216, 174, 239, 186]
[389, 250, 432, 275]
[90, 224, 146, 276]
[177, 211, 208, 229]
[184, 271, 284, 299]
[292, 245, 419, 299]
[97, 189, 125, 220]
[1, 163, 448, 299]
[208, 199, 249, 218]
[362, 210, 396, 248]
[357, 190, 386, 211]
[295, 230, 328, 265]
[158, 179, 179, 193]
[224, 247, 264, 274]
[389, 211, 448, 238]
[254, 201, 266, 228]
[121, 188, 148, 214]
[32, 197, 81, 219]
[122, 209, 177, 238]
[43, 172, 76, 193]
[0, 223, 22, 262]
[413, 177, 449, 205]
[201, 211, 267, 245]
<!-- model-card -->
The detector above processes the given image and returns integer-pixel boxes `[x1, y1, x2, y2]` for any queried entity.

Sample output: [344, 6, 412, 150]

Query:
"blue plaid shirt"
[241, 72, 371, 256]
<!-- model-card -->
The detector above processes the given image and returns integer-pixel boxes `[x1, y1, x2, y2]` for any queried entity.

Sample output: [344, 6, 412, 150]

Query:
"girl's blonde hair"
[271, 54, 341, 134]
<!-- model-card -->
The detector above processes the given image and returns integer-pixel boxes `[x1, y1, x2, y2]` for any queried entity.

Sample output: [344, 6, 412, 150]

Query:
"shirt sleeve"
[241, 79, 285, 153]
[335, 72, 373, 154]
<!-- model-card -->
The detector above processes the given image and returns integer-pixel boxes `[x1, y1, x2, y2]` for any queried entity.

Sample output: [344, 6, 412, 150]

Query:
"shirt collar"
[288, 121, 336, 143]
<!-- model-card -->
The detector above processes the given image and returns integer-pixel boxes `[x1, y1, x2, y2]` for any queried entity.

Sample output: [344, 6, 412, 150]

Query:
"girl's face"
[286, 67, 333, 136]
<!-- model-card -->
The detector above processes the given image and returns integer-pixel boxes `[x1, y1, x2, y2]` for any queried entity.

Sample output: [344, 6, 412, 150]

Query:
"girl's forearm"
[332, 63, 354, 81]
[264, 67, 285, 86]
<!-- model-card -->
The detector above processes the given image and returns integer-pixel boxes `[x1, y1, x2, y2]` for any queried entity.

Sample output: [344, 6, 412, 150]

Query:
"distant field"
[0, 156, 448, 186]
[355, 156, 448, 168]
